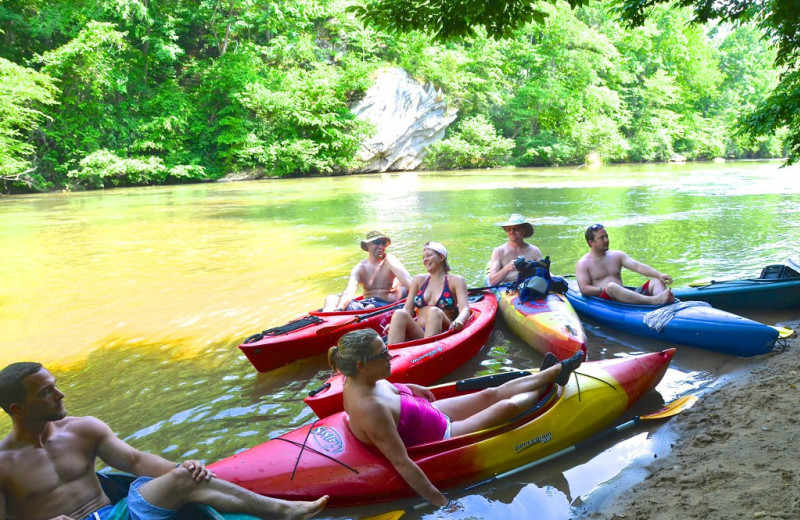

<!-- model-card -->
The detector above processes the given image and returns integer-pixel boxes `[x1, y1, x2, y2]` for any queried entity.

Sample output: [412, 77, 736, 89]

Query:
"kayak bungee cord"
[289, 419, 317, 480]
[275, 436, 360, 477]
[573, 370, 616, 390]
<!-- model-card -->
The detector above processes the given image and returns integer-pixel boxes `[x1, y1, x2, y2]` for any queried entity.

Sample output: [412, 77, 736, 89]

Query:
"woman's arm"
[402, 275, 422, 314]
[358, 402, 448, 506]
[449, 276, 470, 331]
[405, 383, 435, 402]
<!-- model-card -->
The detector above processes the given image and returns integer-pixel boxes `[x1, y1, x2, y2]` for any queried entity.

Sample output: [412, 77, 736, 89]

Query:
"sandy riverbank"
[583, 317, 800, 520]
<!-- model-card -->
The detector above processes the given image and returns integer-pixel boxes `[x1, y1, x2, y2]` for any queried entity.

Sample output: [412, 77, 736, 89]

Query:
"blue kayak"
[565, 289, 780, 357]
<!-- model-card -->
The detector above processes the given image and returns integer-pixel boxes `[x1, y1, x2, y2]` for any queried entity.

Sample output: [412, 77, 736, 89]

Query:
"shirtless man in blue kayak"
[0, 362, 328, 520]
[576, 224, 674, 305]
[487, 214, 543, 285]
[323, 230, 412, 312]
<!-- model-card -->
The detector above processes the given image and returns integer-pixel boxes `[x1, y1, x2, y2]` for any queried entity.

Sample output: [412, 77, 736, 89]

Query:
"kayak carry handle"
[308, 382, 331, 397]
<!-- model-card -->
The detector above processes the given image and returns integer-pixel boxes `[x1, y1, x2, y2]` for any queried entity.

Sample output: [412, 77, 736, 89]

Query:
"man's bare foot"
[653, 289, 675, 305]
[280, 495, 329, 520]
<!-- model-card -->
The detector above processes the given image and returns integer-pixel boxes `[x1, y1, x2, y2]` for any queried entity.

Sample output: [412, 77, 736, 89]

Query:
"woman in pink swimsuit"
[328, 329, 583, 507]
[387, 242, 471, 345]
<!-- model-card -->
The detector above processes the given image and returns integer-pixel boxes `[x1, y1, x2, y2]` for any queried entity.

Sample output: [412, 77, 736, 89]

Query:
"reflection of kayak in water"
[209, 349, 675, 507]
[565, 288, 783, 357]
[239, 298, 404, 372]
[486, 263, 587, 360]
[97, 471, 258, 520]
[304, 292, 498, 418]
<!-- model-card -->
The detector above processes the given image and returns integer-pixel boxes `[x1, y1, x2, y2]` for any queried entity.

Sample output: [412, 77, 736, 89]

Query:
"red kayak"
[210, 349, 675, 507]
[304, 292, 498, 418]
[239, 299, 403, 372]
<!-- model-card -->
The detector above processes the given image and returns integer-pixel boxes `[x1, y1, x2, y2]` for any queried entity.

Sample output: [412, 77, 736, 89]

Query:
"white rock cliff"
[351, 68, 457, 172]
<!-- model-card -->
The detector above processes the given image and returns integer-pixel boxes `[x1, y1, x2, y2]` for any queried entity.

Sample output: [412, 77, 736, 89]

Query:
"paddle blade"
[772, 326, 795, 339]
[641, 395, 698, 420]
[361, 510, 405, 520]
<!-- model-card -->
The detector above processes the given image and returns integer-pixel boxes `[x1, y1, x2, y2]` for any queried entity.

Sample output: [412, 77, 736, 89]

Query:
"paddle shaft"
[464, 417, 642, 490]
[314, 302, 404, 335]
[314, 284, 511, 336]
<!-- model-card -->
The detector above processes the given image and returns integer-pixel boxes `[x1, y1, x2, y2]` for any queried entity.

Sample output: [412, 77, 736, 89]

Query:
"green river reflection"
[1, 160, 798, 519]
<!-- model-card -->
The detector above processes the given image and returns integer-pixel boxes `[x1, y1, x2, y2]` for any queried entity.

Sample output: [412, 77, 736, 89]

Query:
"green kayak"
[97, 472, 257, 520]
[673, 262, 800, 311]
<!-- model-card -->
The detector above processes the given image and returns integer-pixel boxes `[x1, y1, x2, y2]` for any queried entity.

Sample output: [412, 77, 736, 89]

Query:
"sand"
[583, 317, 800, 520]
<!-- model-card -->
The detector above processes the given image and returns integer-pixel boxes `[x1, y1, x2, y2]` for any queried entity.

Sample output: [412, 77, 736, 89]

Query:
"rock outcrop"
[351, 68, 457, 172]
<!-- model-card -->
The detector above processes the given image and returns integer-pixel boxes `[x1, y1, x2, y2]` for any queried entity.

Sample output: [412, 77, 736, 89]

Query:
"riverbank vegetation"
[0, 0, 786, 193]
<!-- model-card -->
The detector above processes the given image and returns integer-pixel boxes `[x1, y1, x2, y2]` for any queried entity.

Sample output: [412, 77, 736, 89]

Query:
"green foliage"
[349, 0, 591, 40]
[67, 149, 204, 188]
[0, 57, 58, 191]
[0, 0, 790, 192]
[425, 114, 514, 169]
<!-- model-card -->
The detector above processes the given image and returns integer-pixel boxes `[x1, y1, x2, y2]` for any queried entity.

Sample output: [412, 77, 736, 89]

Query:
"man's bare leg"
[604, 283, 674, 305]
[138, 468, 328, 520]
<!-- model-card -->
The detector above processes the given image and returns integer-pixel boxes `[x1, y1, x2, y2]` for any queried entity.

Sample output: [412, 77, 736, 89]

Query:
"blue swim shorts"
[87, 477, 177, 520]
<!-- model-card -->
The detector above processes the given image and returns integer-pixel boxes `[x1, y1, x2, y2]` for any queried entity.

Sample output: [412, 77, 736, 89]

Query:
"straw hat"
[496, 213, 534, 238]
[360, 230, 391, 251]
[424, 241, 450, 272]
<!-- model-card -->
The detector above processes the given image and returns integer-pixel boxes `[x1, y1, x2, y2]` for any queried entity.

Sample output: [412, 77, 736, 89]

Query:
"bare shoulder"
[58, 416, 115, 442]
[607, 250, 629, 263]
[448, 274, 467, 287]
[412, 273, 427, 284]
[347, 384, 392, 418]
[385, 253, 403, 265]
[576, 253, 592, 267]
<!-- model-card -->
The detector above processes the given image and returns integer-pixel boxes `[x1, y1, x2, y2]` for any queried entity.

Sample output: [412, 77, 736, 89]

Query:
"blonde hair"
[327, 328, 381, 376]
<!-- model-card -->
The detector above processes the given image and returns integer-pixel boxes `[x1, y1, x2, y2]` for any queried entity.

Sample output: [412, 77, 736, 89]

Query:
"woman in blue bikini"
[387, 242, 471, 345]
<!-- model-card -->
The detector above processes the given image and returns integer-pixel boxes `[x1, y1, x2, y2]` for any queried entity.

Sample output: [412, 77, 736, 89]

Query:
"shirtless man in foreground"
[323, 230, 412, 312]
[576, 224, 674, 305]
[487, 214, 543, 285]
[0, 362, 327, 520]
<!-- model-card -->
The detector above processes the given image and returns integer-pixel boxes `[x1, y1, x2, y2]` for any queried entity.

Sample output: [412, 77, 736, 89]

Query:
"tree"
[352, 0, 800, 163]
[0, 58, 58, 191]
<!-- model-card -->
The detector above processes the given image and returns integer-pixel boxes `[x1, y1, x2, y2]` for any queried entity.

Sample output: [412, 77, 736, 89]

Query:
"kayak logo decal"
[515, 431, 552, 453]
[311, 426, 344, 454]
[411, 346, 443, 364]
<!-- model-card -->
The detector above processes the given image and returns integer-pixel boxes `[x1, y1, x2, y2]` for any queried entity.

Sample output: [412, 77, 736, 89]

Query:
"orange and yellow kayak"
[209, 349, 675, 507]
[498, 290, 588, 360]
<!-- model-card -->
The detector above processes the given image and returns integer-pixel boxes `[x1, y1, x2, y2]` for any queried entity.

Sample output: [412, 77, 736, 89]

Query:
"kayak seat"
[243, 315, 325, 343]
[760, 264, 800, 279]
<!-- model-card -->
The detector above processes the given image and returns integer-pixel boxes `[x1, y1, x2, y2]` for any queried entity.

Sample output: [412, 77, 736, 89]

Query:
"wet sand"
[582, 317, 800, 520]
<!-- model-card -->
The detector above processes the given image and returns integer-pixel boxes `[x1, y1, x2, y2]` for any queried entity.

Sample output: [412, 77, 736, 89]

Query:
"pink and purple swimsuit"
[393, 383, 451, 446]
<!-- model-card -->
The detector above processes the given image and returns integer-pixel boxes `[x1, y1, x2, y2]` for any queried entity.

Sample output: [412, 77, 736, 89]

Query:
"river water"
[1, 160, 798, 519]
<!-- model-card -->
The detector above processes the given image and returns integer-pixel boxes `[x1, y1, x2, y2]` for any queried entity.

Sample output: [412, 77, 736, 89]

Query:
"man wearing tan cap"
[323, 230, 412, 312]
[487, 214, 543, 285]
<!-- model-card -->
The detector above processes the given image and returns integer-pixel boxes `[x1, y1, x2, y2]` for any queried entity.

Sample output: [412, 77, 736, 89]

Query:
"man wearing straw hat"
[487, 214, 543, 285]
[323, 230, 412, 312]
